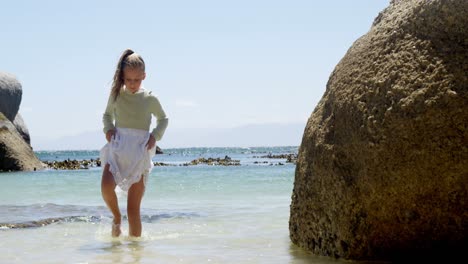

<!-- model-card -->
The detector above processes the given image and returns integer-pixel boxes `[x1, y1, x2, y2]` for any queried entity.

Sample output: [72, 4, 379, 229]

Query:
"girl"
[100, 49, 168, 237]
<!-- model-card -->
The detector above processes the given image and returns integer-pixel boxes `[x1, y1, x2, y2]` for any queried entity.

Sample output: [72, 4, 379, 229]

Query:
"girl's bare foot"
[112, 219, 121, 237]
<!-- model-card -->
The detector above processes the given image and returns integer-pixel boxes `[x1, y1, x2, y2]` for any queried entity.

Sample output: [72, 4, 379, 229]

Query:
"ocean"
[0, 147, 345, 264]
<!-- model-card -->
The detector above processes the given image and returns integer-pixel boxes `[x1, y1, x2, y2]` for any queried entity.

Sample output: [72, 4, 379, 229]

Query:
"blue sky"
[1, 0, 389, 149]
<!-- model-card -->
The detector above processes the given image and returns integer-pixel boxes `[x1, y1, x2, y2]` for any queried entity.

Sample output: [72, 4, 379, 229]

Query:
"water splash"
[0, 203, 199, 230]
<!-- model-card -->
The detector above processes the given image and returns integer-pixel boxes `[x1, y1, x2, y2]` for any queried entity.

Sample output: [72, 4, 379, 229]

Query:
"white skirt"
[100, 127, 155, 192]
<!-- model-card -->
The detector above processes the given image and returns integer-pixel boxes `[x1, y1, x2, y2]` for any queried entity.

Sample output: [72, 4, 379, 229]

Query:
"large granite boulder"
[0, 113, 44, 171]
[0, 72, 22, 122]
[290, 0, 467, 261]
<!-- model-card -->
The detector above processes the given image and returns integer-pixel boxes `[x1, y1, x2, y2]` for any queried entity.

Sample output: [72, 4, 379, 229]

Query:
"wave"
[0, 215, 100, 229]
[0, 203, 199, 230]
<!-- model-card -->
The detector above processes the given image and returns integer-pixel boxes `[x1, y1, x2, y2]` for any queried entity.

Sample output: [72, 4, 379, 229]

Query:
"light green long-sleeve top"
[102, 88, 169, 141]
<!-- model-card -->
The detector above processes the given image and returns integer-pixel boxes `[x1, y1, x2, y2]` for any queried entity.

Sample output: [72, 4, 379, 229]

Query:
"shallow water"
[0, 147, 347, 263]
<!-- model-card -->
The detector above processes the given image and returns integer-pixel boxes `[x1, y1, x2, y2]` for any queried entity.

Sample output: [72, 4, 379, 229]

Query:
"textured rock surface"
[290, 0, 467, 261]
[0, 72, 22, 122]
[0, 113, 43, 171]
[13, 113, 31, 145]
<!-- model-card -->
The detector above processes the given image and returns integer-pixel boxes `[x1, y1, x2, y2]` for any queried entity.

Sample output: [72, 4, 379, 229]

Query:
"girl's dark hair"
[110, 49, 146, 101]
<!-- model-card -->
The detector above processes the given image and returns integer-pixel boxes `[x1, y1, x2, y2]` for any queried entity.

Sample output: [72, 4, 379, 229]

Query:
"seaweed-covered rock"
[290, 0, 467, 261]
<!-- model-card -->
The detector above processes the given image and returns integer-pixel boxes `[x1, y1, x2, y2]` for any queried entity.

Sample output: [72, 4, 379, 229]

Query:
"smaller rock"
[13, 113, 31, 145]
[0, 72, 22, 122]
[156, 146, 163, 154]
[0, 112, 43, 171]
[182, 156, 240, 166]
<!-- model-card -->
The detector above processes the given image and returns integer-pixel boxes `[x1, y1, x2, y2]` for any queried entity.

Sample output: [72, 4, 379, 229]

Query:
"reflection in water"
[289, 242, 347, 264]
[94, 239, 145, 264]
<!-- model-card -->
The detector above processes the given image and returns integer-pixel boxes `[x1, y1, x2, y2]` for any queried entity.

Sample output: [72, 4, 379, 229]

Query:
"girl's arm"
[102, 95, 116, 135]
[149, 95, 168, 141]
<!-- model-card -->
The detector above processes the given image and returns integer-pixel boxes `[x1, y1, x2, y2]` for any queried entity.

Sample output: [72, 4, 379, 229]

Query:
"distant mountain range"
[32, 122, 306, 150]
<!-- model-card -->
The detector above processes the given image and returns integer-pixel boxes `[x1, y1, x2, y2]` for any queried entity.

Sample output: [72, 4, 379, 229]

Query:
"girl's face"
[123, 67, 146, 93]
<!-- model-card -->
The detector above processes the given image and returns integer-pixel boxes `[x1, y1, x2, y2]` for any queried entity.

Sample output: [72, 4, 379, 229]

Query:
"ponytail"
[110, 49, 146, 101]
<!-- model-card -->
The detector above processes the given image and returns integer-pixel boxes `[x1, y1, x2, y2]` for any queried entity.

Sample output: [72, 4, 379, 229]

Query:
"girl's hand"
[106, 129, 116, 143]
[146, 134, 156, 150]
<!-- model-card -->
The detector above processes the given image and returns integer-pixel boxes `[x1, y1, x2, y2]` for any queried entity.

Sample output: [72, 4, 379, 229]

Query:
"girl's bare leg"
[101, 164, 122, 237]
[127, 176, 145, 237]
